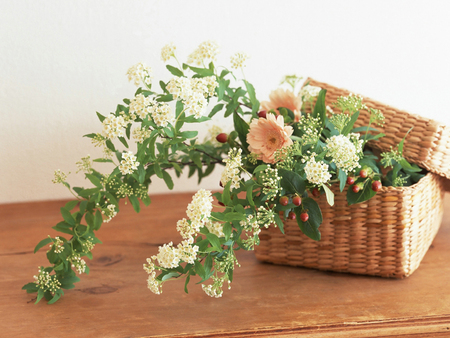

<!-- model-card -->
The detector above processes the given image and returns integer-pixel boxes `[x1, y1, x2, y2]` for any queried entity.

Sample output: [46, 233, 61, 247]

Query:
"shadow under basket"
[254, 172, 445, 278]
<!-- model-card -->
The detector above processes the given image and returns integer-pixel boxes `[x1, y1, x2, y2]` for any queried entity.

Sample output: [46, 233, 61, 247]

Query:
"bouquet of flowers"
[22, 41, 424, 304]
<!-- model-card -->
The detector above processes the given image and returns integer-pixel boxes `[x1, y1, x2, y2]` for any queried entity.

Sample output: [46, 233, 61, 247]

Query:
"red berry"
[372, 180, 382, 192]
[292, 195, 302, 206]
[352, 184, 360, 193]
[347, 176, 355, 185]
[312, 187, 320, 197]
[258, 110, 267, 119]
[300, 212, 309, 222]
[359, 169, 368, 178]
[279, 196, 289, 206]
[216, 133, 228, 143]
[288, 211, 296, 220]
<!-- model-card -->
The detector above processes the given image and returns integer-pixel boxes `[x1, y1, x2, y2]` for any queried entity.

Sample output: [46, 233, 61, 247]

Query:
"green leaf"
[244, 80, 260, 115]
[64, 200, 79, 211]
[398, 127, 413, 155]
[322, 184, 335, 206]
[36, 289, 44, 304]
[94, 210, 103, 231]
[245, 180, 255, 207]
[342, 111, 360, 136]
[294, 197, 322, 241]
[208, 103, 224, 118]
[312, 89, 327, 127]
[154, 162, 163, 178]
[233, 112, 250, 153]
[206, 233, 222, 251]
[338, 169, 347, 192]
[217, 78, 227, 101]
[166, 65, 184, 76]
[96, 112, 106, 123]
[129, 195, 141, 213]
[138, 165, 146, 184]
[186, 65, 214, 77]
[22, 282, 39, 293]
[83, 133, 97, 139]
[184, 274, 191, 294]
[156, 94, 174, 102]
[118, 137, 129, 148]
[194, 260, 206, 280]
[60, 207, 75, 226]
[47, 290, 63, 304]
[105, 139, 116, 152]
[34, 237, 53, 253]
[142, 194, 151, 207]
[85, 174, 102, 188]
[274, 213, 285, 234]
[180, 131, 198, 139]
[400, 158, 422, 173]
[347, 178, 377, 205]
[223, 223, 232, 241]
[224, 212, 246, 222]
[93, 158, 114, 163]
[162, 171, 174, 190]
[222, 181, 231, 205]
[279, 169, 306, 195]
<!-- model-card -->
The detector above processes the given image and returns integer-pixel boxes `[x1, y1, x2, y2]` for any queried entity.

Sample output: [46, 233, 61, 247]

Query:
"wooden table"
[1, 192, 450, 337]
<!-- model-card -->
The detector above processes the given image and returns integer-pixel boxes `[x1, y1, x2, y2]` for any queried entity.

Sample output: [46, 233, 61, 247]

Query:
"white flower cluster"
[154, 242, 180, 269]
[129, 94, 174, 127]
[334, 93, 368, 114]
[127, 62, 153, 87]
[260, 167, 282, 200]
[161, 43, 176, 62]
[296, 115, 321, 145]
[82, 236, 95, 252]
[304, 156, 331, 185]
[69, 254, 86, 274]
[119, 151, 139, 175]
[52, 169, 68, 184]
[132, 127, 152, 144]
[202, 282, 223, 298]
[205, 219, 225, 238]
[102, 204, 117, 223]
[34, 267, 61, 292]
[167, 76, 218, 118]
[186, 189, 214, 231]
[177, 238, 199, 265]
[325, 134, 363, 173]
[220, 148, 243, 190]
[102, 114, 127, 139]
[230, 52, 249, 69]
[240, 214, 261, 249]
[129, 94, 152, 119]
[299, 85, 321, 102]
[49, 236, 64, 254]
[143, 259, 162, 295]
[75, 155, 93, 174]
[187, 40, 219, 66]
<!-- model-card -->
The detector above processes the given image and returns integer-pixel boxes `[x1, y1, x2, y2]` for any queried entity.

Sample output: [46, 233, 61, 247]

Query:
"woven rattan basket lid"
[305, 78, 450, 189]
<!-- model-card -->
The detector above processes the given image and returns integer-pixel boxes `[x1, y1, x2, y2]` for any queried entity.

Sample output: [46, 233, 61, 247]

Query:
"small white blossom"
[52, 170, 68, 184]
[101, 114, 127, 139]
[153, 242, 180, 269]
[230, 52, 249, 69]
[161, 43, 176, 62]
[48, 236, 64, 254]
[143, 259, 163, 295]
[299, 85, 321, 102]
[75, 155, 93, 174]
[187, 40, 219, 66]
[205, 219, 225, 238]
[34, 267, 61, 293]
[127, 62, 153, 87]
[132, 127, 152, 144]
[177, 238, 199, 264]
[304, 157, 331, 185]
[202, 283, 223, 298]
[119, 151, 140, 175]
[69, 254, 86, 274]
[186, 189, 213, 231]
[325, 134, 363, 173]
[220, 148, 243, 190]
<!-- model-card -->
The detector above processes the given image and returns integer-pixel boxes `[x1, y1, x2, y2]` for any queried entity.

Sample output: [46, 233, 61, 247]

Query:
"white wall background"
[1, 0, 449, 204]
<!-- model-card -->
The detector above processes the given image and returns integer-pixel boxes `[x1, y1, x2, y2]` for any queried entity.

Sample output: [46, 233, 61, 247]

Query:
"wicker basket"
[254, 79, 449, 278]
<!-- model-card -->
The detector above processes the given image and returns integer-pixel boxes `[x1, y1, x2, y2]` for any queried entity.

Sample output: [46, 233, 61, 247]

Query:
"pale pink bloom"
[247, 113, 293, 164]
[260, 88, 302, 121]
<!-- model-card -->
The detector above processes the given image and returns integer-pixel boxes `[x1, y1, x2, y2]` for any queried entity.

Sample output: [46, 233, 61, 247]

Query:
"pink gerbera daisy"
[247, 113, 293, 164]
[260, 88, 302, 121]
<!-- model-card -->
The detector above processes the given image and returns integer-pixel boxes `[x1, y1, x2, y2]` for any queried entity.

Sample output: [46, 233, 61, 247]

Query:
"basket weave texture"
[254, 172, 445, 278]
[255, 79, 449, 278]
[306, 78, 450, 180]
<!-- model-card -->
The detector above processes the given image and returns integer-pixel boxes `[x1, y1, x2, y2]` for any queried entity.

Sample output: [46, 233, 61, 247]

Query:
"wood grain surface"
[1, 192, 450, 337]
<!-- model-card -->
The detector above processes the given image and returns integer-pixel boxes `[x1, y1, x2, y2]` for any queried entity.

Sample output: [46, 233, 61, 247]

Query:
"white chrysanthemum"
[220, 148, 242, 190]
[205, 219, 225, 238]
[186, 189, 213, 230]
[187, 40, 219, 66]
[304, 157, 331, 185]
[230, 52, 249, 69]
[161, 43, 176, 62]
[325, 134, 363, 173]
[127, 62, 153, 87]
[299, 85, 321, 102]
[102, 114, 127, 139]
[119, 151, 140, 175]
[177, 238, 199, 264]
[153, 242, 180, 269]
